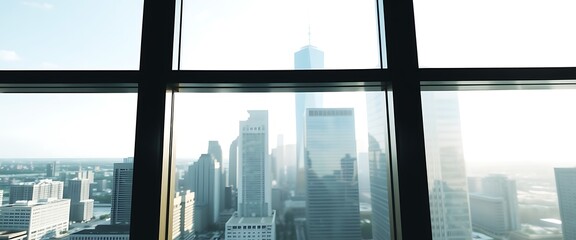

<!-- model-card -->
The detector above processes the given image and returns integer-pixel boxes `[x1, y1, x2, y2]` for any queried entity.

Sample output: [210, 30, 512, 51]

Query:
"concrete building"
[68, 224, 130, 240]
[111, 162, 133, 225]
[9, 179, 63, 204]
[226, 110, 276, 240]
[469, 174, 519, 237]
[305, 108, 361, 240]
[69, 178, 94, 222]
[0, 199, 70, 240]
[179, 191, 195, 239]
[554, 167, 576, 240]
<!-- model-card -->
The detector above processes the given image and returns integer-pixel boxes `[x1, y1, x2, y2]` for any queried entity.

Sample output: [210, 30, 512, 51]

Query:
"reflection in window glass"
[176, 0, 382, 70]
[171, 91, 391, 239]
[414, 0, 576, 67]
[0, 94, 137, 239]
[0, 1, 144, 70]
[422, 90, 576, 240]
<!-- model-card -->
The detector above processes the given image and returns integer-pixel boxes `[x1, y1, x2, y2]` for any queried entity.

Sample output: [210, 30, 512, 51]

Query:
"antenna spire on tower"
[308, 24, 311, 46]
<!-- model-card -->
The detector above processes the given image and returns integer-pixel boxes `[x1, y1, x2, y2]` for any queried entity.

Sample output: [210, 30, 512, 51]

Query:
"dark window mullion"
[382, 0, 433, 239]
[131, 0, 176, 239]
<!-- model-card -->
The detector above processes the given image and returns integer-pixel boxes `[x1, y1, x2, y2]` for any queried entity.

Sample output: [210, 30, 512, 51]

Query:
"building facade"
[366, 92, 391, 240]
[304, 108, 361, 240]
[69, 178, 94, 222]
[294, 45, 324, 197]
[111, 163, 133, 225]
[188, 153, 220, 232]
[9, 180, 63, 204]
[226, 110, 276, 240]
[422, 92, 473, 240]
[0, 199, 70, 240]
[554, 167, 576, 240]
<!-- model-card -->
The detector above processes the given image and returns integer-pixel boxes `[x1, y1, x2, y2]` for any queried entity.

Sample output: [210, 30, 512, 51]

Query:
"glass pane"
[414, 0, 576, 67]
[175, 0, 382, 70]
[170, 91, 391, 240]
[0, 93, 137, 239]
[0, 1, 144, 70]
[422, 89, 576, 239]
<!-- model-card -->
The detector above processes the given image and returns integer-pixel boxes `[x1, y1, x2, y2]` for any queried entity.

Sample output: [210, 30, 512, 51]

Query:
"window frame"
[0, 0, 575, 239]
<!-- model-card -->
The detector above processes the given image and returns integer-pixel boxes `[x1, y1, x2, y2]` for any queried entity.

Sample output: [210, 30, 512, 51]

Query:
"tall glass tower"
[294, 45, 324, 196]
[422, 92, 473, 240]
[554, 168, 576, 240]
[111, 162, 133, 225]
[366, 92, 391, 240]
[305, 108, 361, 240]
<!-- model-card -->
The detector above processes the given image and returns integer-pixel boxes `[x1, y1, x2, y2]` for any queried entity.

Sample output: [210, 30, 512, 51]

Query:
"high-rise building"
[305, 108, 361, 240]
[554, 167, 576, 239]
[225, 110, 276, 240]
[294, 45, 324, 197]
[0, 199, 70, 240]
[422, 91, 473, 240]
[208, 141, 225, 221]
[188, 154, 220, 231]
[229, 138, 238, 188]
[46, 162, 56, 178]
[366, 92, 391, 240]
[111, 163, 133, 225]
[69, 178, 94, 222]
[469, 174, 519, 237]
[9, 179, 64, 204]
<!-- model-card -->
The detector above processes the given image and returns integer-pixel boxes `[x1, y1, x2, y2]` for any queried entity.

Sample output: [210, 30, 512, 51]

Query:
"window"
[1, 0, 575, 239]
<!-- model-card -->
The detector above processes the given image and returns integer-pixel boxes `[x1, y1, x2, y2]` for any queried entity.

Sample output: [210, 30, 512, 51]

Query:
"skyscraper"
[366, 92, 391, 240]
[554, 167, 576, 239]
[229, 138, 238, 188]
[422, 92, 472, 240]
[294, 45, 324, 196]
[225, 110, 276, 240]
[188, 154, 220, 231]
[111, 162, 133, 225]
[305, 108, 361, 240]
[208, 141, 225, 219]
[69, 178, 94, 222]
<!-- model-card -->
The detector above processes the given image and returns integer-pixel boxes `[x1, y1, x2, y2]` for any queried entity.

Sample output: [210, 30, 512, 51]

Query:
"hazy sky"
[1, 0, 576, 172]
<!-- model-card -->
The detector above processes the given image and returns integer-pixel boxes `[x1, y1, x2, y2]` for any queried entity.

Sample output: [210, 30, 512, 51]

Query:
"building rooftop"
[226, 212, 275, 225]
[72, 224, 130, 235]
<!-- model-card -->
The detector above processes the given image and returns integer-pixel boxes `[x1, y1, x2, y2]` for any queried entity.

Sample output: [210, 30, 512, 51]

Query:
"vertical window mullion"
[131, 0, 176, 239]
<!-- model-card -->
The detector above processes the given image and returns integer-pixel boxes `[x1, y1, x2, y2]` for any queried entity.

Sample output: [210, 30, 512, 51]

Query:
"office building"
[68, 224, 130, 240]
[366, 92, 391, 240]
[469, 174, 519, 237]
[178, 191, 195, 239]
[422, 91, 473, 239]
[305, 108, 361, 240]
[173, 192, 182, 240]
[69, 178, 94, 222]
[226, 110, 276, 240]
[111, 162, 133, 225]
[294, 45, 324, 196]
[188, 154, 220, 231]
[554, 167, 576, 240]
[208, 141, 225, 220]
[45, 162, 56, 178]
[9, 179, 63, 204]
[229, 137, 238, 188]
[0, 199, 70, 240]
